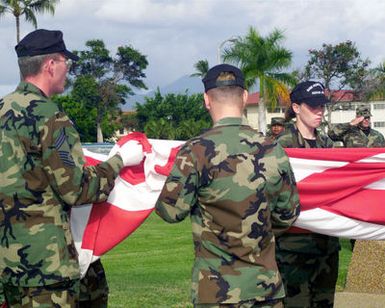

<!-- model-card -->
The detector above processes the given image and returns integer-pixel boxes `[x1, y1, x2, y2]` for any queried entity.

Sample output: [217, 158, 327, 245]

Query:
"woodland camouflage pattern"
[155, 117, 300, 304]
[0, 285, 3, 305]
[0, 82, 123, 288]
[276, 124, 340, 308]
[79, 259, 108, 307]
[278, 123, 334, 148]
[328, 123, 385, 147]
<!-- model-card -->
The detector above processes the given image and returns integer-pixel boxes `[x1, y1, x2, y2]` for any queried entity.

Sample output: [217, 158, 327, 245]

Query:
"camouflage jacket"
[276, 123, 340, 254]
[278, 123, 334, 148]
[265, 130, 282, 141]
[0, 82, 123, 287]
[328, 123, 385, 147]
[155, 117, 300, 304]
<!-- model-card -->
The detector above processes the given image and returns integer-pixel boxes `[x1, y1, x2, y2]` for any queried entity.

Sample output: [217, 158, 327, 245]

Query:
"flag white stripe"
[294, 208, 385, 240]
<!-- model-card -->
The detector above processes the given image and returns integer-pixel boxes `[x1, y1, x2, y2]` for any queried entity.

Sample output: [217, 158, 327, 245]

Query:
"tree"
[52, 92, 118, 143]
[144, 119, 176, 140]
[0, 0, 59, 43]
[368, 61, 385, 100]
[190, 59, 209, 78]
[135, 90, 211, 140]
[70, 39, 148, 142]
[304, 40, 370, 125]
[222, 27, 294, 134]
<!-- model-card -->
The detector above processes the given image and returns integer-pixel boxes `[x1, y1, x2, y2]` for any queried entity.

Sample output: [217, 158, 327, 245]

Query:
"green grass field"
[103, 212, 352, 307]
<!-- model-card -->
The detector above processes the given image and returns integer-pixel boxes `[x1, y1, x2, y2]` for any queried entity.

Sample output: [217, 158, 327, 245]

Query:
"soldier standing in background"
[266, 117, 286, 140]
[328, 105, 385, 148]
[0, 29, 133, 307]
[277, 81, 340, 308]
[155, 64, 300, 307]
[328, 105, 385, 250]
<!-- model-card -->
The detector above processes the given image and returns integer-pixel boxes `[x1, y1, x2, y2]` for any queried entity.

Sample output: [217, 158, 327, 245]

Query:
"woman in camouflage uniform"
[276, 81, 340, 308]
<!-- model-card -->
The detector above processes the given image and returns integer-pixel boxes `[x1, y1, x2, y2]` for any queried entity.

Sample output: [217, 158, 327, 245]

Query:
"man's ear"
[242, 90, 248, 107]
[43, 58, 55, 76]
[203, 93, 211, 110]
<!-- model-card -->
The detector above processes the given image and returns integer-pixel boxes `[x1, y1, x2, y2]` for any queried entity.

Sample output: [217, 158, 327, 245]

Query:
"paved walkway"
[335, 292, 385, 308]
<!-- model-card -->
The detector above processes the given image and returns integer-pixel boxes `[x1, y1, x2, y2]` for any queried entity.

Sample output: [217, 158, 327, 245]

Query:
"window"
[374, 121, 385, 128]
[267, 107, 285, 113]
[373, 103, 385, 110]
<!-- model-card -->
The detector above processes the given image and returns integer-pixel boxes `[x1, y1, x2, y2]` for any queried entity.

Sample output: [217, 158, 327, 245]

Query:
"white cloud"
[1, 0, 384, 92]
[94, 0, 211, 26]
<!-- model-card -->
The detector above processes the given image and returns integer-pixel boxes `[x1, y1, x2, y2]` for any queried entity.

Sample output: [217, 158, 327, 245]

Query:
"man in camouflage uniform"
[0, 29, 132, 307]
[266, 117, 286, 140]
[277, 81, 339, 308]
[155, 64, 300, 307]
[328, 105, 385, 147]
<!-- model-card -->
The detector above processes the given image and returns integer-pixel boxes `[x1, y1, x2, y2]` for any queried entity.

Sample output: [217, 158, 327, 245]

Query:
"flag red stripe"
[119, 162, 146, 185]
[298, 162, 385, 209]
[323, 189, 385, 224]
[81, 201, 153, 255]
[285, 148, 385, 162]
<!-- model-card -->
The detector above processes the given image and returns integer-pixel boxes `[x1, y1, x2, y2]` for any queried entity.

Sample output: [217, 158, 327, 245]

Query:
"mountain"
[121, 75, 204, 111]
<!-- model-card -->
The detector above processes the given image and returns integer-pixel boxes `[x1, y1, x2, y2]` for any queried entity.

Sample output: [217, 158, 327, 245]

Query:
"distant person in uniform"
[267, 117, 286, 140]
[0, 29, 133, 307]
[155, 64, 300, 307]
[276, 81, 340, 308]
[328, 105, 385, 147]
[328, 105, 385, 249]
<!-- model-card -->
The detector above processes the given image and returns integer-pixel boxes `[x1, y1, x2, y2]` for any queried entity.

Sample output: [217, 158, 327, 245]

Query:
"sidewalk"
[335, 292, 385, 308]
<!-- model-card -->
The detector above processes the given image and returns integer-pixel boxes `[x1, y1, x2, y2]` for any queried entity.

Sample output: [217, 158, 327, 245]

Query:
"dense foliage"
[135, 90, 211, 140]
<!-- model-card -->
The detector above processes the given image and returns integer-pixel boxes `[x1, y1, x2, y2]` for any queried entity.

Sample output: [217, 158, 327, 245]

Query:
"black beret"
[290, 81, 329, 106]
[15, 29, 79, 61]
[202, 64, 245, 92]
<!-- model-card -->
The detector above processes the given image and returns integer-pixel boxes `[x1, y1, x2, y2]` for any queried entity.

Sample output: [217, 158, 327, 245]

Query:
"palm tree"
[0, 0, 60, 43]
[222, 27, 295, 134]
[190, 59, 209, 78]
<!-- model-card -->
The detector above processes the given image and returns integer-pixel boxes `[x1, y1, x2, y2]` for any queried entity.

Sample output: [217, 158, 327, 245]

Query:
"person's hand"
[109, 141, 144, 167]
[350, 116, 364, 126]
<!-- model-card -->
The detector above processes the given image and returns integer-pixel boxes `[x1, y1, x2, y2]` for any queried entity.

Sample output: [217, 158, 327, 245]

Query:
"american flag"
[72, 132, 385, 276]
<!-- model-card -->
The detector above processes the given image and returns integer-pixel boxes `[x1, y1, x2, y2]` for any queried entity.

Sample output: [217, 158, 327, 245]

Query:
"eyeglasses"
[54, 58, 73, 69]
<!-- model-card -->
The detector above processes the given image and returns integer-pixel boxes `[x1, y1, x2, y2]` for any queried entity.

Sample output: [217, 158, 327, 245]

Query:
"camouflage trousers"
[79, 259, 108, 308]
[195, 298, 283, 308]
[2, 279, 79, 308]
[276, 234, 339, 308]
[0, 284, 5, 307]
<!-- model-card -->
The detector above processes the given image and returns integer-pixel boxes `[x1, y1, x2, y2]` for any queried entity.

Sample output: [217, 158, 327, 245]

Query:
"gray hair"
[18, 53, 61, 80]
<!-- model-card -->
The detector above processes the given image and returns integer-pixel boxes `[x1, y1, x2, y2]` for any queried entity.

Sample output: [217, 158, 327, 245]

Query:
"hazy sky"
[0, 0, 384, 96]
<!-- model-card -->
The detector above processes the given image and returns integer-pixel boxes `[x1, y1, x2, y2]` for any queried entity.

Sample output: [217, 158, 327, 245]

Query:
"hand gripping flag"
[72, 133, 385, 276]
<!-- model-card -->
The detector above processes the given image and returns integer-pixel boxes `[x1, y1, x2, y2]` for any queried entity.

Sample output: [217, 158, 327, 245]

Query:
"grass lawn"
[103, 212, 352, 307]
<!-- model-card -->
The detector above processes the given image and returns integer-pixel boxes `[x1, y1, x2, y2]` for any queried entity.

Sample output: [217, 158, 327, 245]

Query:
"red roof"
[246, 92, 260, 105]
[327, 90, 355, 102]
